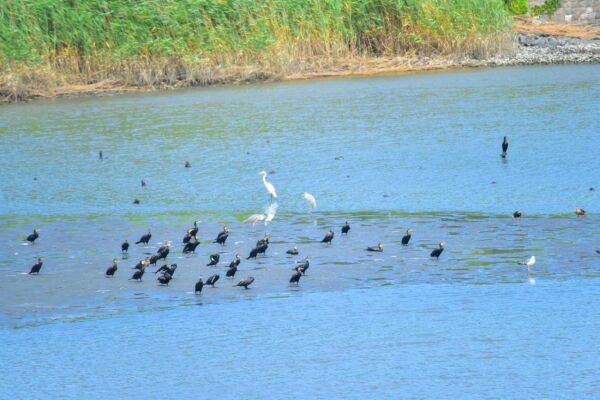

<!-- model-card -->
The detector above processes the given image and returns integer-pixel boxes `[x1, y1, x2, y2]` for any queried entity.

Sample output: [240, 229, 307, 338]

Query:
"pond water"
[1, 64, 599, 398]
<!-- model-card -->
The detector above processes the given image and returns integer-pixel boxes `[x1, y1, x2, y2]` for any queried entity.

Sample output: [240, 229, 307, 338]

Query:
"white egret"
[243, 203, 277, 230]
[258, 171, 277, 199]
[301, 192, 317, 209]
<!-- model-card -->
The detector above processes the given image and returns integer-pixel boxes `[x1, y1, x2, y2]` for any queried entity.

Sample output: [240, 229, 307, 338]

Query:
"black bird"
[513, 211, 522, 218]
[401, 229, 413, 245]
[341, 221, 350, 235]
[366, 243, 384, 252]
[206, 253, 220, 266]
[206, 274, 220, 287]
[183, 237, 200, 253]
[189, 220, 199, 237]
[295, 257, 310, 274]
[321, 230, 334, 244]
[195, 278, 204, 294]
[286, 245, 299, 256]
[106, 259, 119, 277]
[136, 230, 151, 245]
[157, 241, 171, 260]
[430, 242, 445, 259]
[121, 239, 129, 253]
[141, 179, 146, 187]
[155, 263, 177, 277]
[185, 161, 191, 168]
[157, 272, 172, 286]
[183, 229, 193, 244]
[133, 258, 149, 270]
[26, 229, 40, 244]
[130, 265, 146, 281]
[99, 150, 103, 160]
[148, 253, 161, 265]
[596, 250, 600, 254]
[289, 271, 302, 286]
[256, 233, 269, 247]
[256, 241, 269, 256]
[236, 276, 255, 289]
[133, 198, 140, 204]
[214, 227, 230, 245]
[230, 254, 241, 269]
[226, 264, 238, 278]
[247, 247, 259, 260]
[29, 257, 43, 274]
[501, 136, 508, 158]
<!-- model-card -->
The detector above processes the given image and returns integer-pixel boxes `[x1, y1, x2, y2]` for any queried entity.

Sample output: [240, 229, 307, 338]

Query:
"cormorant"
[99, 150, 103, 160]
[133, 198, 140, 204]
[121, 239, 129, 253]
[157, 272, 172, 286]
[214, 227, 230, 245]
[247, 247, 259, 260]
[183, 237, 199, 253]
[236, 276, 255, 289]
[106, 259, 119, 277]
[189, 220, 199, 237]
[295, 257, 310, 274]
[195, 278, 204, 294]
[29, 257, 43, 274]
[501, 136, 508, 158]
[286, 246, 299, 256]
[256, 241, 268, 256]
[513, 211, 522, 218]
[341, 221, 350, 235]
[185, 161, 191, 168]
[141, 179, 146, 187]
[596, 250, 600, 254]
[136, 230, 152, 245]
[230, 254, 241, 269]
[130, 265, 146, 281]
[256, 233, 269, 247]
[335, 155, 344, 160]
[206, 274, 220, 287]
[226, 264, 238, 278]
[133, 258, 149, 270]
[206, 254, 220, 266]
[148, 253, 161, 265]
[366, 243, 384, 252]
[430, 242, 445, 259]
[26, 229, 40, 244]
[574, 208, 586, 216]
[290, 271, 302, 286]
[157, 241, 171, 260]
[155, 264, 177, 277]
[183, 229, 193, 244]
[401, 229, 413, 245]
[321, 230, 334, 244]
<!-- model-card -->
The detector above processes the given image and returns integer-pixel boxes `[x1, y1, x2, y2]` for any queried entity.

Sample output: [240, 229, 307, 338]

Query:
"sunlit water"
[1, 65, 599, 398]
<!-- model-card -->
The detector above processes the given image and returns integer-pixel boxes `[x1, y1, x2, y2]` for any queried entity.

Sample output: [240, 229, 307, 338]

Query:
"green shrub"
[530, 0, 561, 16]
[505, 0, 528, 15]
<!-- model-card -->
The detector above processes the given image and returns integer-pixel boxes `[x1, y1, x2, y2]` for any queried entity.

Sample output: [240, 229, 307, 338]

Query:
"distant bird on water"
[501, 136, 508, 158]
[182, 237, 199, 253]
[401, 229, 413, 245]
[214, 227, 230, 245]
[99, 150, 103, 160]
[135, 230, 151, 245]
[596, 249, 600, 254]
[26, 229, 40, 244]
[141, 179, 146, 187]
[229, 254, 241, 269]
[289, 271, 302, 286]
[185, 161, 191, 168]
[130, 264, 146, 281]
[258, 171, 277, 199]
[513, 211, 522, 218]
[574, 208, 586, 216]
[157, 241, 171, 260]
[366, 243, 384, 252]
[106, 259, 119, 277]
[206, 253, 220, 266]
[236, 276, 255, 289]
[183, 229, 193, 244]
[295, 257, 310, 274]
[157, 273, 172, 286]
[341, 221, 350, 235]
[206, 274, 220, 287]
[29, 257, 43, 275]
[189, 220, 200, 237]
[518, 256, 536, 272]
[430, 242, 445, 259]
[286, 245, 299, 256]
[195, 278, 204, 294]
[301, 192, 317, 209]
[133, 198, 140, 204]
[321, 230, 334, 244]
[121, 239, 129, 253]
[155, 263, 177, 277]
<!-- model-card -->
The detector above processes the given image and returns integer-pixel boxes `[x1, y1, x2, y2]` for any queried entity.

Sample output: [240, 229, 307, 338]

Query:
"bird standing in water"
[501, 136, 508, 158]
[321, 230, 334, 244]
[258, 171, 277, 199]
[29, 257, 43, 274]
[236, 276, 255, 289]
[513, 211, 522, 218]
[135, 230, 151, 245]
[574, 208, 586, 216]
[430, 242, 445, 259]
[289, 271, 302, 286]
[401, 229, 413, 245]
[341, 221, 350, 235]
[189, 220, 200, 237]
[106, 259, 119, 277]
[183, 236, 200, 253]
[295, 257, 310, 274]
[214, 227, 230, 245]
[195, 278, 204, 294]
[366, 243, 384, 252]
[183, 229, 193, 244]
[518, 256, 536, 273]
[206, 254, 220, 266]
[157, 273, 172, 286]
[26, 229, 40, 244]
[286, 246, 299, 256]
[99, 150, 103, 160]
[206, 274, 220, 287]
[121, 239, 129, 253]
[130, 264, 146, 281]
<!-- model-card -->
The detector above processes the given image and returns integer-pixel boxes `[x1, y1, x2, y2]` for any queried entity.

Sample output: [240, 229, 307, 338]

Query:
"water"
[1, 64, 600, 398]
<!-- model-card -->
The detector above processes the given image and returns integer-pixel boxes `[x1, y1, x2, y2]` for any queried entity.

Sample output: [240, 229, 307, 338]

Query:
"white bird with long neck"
[301, 192, 317, 209]
[258, 171, 277, 199]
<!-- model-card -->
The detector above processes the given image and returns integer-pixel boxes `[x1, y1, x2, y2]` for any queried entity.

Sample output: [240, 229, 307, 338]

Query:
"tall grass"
[0, 0, 512, 100]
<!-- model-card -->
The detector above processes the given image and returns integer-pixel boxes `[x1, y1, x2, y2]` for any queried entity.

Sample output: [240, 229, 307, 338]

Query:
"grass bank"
[0, 0, 512, 102]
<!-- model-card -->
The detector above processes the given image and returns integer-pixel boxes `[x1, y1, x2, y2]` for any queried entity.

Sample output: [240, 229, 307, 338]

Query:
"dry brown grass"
[513, 16, 600, 39]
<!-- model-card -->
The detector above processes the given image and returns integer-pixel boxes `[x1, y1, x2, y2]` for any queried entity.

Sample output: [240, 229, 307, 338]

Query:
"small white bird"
[258, 171, 277, 199]
[301, 192, 317, 209]
[518, 256, 536, 271]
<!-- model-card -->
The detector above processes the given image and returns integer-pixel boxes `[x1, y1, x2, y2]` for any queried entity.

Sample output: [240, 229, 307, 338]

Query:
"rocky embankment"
[489, 33, 600, 66]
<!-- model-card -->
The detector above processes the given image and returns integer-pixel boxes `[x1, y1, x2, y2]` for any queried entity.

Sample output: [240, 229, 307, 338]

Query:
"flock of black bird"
[21, 136, 596, 293]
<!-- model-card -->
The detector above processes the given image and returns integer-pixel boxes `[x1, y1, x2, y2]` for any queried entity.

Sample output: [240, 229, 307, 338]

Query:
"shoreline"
[2, 21, 599, 103]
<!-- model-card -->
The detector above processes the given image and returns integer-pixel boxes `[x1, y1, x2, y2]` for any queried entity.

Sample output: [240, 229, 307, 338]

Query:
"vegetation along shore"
[1, 0, 599, 103]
